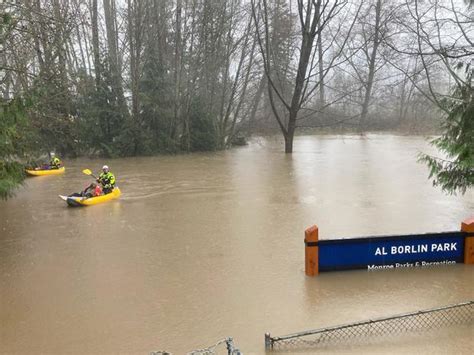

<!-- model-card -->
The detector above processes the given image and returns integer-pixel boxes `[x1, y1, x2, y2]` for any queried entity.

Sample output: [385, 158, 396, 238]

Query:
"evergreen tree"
[135, 38, 174, 154]
[76, 64, 125, 157]
[189, 97, 218, 152]
[419, 67, 474, 194]
[0, 97, 31, 199]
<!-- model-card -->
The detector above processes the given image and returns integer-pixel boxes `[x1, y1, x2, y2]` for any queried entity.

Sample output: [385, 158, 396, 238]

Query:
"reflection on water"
[0, 135, 473, 353]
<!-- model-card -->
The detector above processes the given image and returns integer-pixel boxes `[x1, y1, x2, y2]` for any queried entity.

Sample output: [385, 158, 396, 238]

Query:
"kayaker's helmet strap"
[102, 165, 109, 171]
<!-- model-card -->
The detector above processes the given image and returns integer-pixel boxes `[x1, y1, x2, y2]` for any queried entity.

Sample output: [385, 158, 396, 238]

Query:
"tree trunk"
[248, 75, 266, 130]
[284, 131, 294, 153]
[359, 0, 382, 132]
[91, 0, 101, 87]
[253, 0, 326, 153]
[128, 0, 141, 120]
[103, 0, 127, 111]
[284, 26, 315, 153]
[317, 19, 325, 111]
[173, 0, 182, 142]
[74, 12, 87, 71]
[80, 20, 92, 77]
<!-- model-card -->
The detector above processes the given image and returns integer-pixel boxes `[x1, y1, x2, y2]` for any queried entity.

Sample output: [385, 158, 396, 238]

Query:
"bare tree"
[91, 0, 101, 87]
[252, 0, 360, 152]
[389, 0, 474, 193]
[388, 0, 473, 108]
[103, 0, 127, 112]
[358, 0, 383, 131]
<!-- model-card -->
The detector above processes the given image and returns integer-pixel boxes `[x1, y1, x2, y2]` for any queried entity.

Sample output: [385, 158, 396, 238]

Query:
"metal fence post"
[226, 337, 234, 355]
[265, 333, 272, 350]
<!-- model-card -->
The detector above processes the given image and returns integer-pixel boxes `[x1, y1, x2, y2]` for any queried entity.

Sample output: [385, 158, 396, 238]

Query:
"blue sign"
[318, 232, 466, 272]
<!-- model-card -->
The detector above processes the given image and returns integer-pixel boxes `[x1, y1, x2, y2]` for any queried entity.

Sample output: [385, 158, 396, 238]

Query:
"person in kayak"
[33, 152, 62, 170]
[83, 182, 102, 198]
[97, 165, 116, 194]
[69, 182, 102, 198]
[49, 153, 62, 169]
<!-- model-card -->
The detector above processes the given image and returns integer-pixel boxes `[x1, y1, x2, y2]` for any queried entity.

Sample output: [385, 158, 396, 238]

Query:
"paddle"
[82, 168, 98, 180]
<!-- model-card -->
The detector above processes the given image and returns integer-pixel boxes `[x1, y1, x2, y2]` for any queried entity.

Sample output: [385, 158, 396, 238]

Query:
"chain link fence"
[265, 300, 473, 351]
[150, 337, 242, 355]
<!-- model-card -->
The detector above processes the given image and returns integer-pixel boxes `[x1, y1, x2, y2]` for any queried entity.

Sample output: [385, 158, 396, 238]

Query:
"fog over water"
[1, 135, 473, 354]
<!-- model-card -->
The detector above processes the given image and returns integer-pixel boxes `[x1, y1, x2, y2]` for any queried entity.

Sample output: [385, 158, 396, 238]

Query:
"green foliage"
[0, 161, 25, 200]
[419, 69, 474, 194]
[189, 98, 218, 152]
[121, 45, 175, 155]
[112, 118, 143, 156]
[141, 57, 174, 150]
[1, 12, 12, 30]
[2, 1, 240, 160]
[0, 97, 31, 199]
[29, 67, 79, 156]
[1, 98, 22, 156]
[75, 67, 125, 157]
[74, 70, 101, 153]
[1, 11, 14, 38]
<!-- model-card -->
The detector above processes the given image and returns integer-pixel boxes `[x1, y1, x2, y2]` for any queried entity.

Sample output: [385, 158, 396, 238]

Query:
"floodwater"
[0, 134, 473, 354]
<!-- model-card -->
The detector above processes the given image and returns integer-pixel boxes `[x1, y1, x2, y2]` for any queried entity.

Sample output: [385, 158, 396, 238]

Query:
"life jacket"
[50, 157, 61, 168]
[98, 171, 116, 189]
[94, 185, 102, 196]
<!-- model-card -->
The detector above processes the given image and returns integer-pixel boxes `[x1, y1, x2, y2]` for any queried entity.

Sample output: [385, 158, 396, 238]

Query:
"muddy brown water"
[1, 135, 473, 354]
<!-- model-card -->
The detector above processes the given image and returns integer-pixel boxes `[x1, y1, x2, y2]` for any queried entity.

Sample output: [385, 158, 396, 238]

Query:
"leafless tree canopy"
[1, 0, 472, 154]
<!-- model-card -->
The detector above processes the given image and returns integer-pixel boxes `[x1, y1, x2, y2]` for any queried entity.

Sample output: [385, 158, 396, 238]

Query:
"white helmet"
[50, 152, 55, 157]
[102, 165, 109, 170]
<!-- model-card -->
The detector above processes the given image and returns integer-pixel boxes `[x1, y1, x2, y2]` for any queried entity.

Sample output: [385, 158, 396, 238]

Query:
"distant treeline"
[3, 0, 466, 158]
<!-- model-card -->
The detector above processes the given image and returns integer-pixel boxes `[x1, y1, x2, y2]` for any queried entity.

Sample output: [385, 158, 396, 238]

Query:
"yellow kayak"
[61, 187, 121, 207]
[26, 167, 65, 176]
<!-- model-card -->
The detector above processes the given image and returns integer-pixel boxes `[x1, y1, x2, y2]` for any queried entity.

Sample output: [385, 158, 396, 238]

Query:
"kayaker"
[97, 165, 116, 194]
[68, 183, 102, 199]
[33, 153, 61, 170]
[49, 153, 62, 169]
[83, 182, 103, 198]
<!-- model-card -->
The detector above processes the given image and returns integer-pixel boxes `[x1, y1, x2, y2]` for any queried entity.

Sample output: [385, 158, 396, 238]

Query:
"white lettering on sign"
[368, 264, 394, 270]
[390, 244, 428, 255]
[395, 262, 414, 268]
[421, 260, 456, 266]
[367, 260, 456, 270]
[431, 242, 457, 252]
[373, 242, 459, 256]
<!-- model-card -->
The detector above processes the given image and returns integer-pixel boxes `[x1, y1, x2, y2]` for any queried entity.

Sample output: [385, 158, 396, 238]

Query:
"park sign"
[304, 217, 474, 276]
[317, 232, 464, 272]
